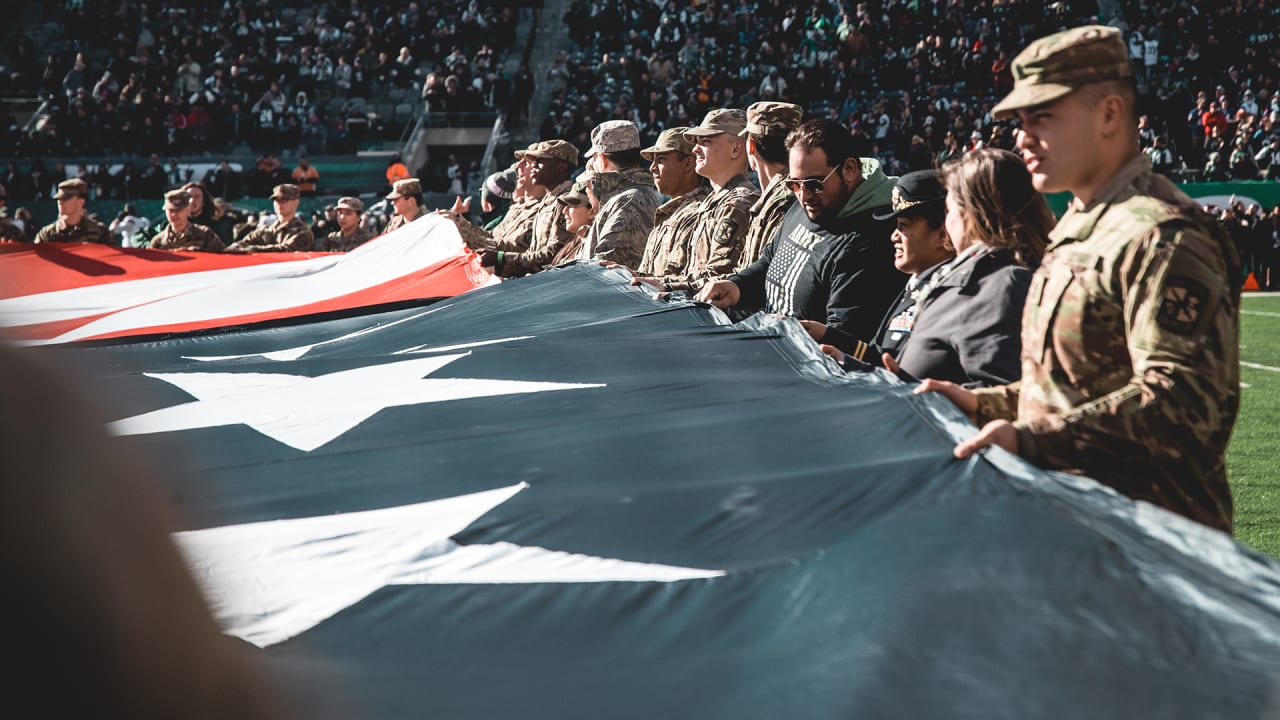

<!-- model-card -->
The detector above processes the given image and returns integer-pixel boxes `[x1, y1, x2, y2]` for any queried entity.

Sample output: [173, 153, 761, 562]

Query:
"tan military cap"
[518, 139, 580, 166]
[162, 189, 191, 210]
[640, 127, 695, 160]
[742, 101, 804, 137]
[556, 182, 592, 208]
[991, 25, 1134, 120]
[585, 120, 641, 157]
[385, 178, 423, 199]
[270, 183, 301, 201]
[334, 196, 364, 213]
[684, 108, 748, 138]
[53, 178, 89, 199]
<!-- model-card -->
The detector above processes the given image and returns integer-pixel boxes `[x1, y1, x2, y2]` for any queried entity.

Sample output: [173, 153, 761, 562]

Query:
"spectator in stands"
[109, 204, 151, 248]
[291, 157, 320, 197]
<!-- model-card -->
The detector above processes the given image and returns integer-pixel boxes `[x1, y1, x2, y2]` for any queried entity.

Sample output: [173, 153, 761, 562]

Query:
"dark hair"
[785, 119, 857, 166]
[748, 132, 789, 165]
[910, 202, 947, 230]
[602, 148, 645, 169]
[941, 148, 1054, 268]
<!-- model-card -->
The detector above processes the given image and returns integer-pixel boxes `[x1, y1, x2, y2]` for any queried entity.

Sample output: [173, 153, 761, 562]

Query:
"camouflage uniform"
[149, 222, 225, 252]
[383, 205, 427, 235]
[454, 196, 541, 252]
[577, 167, 660, 269]
[637, 185, 709, 278]
[737, 174, 795, 271]
[664, 173, 759, 292]
[494, 179, 576, 278]
[226, 216, 315, 252]
[972, 155, 1241, 532]
[319, 227, 374, 252]
[34, 216, 112, 245]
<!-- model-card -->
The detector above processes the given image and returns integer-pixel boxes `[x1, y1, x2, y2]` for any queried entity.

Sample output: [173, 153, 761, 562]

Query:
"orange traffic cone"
[1244, 273, 1260, 291]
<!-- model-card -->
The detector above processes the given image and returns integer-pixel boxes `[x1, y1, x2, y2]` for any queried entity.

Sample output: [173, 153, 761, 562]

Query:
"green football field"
[1231, 293, 1280, 558]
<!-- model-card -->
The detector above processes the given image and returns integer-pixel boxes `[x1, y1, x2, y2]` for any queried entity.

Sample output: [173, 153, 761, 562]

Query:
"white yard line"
[1241, 309, 1280, 318]
[1241, 361, 1280, 373]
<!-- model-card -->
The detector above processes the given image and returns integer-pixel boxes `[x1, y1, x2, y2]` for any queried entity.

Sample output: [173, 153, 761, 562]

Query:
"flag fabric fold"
[0, 214, 493, 344]
[37, 263, 1280, 719]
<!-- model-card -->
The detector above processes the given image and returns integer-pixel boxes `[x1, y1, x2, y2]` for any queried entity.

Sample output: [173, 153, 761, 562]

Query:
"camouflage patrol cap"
[385, 178, 423, 199]
[162, 189, 191, 210]
[684, 108, 748, 139]
[585, 120, 641, 158]
[741, 101, 804, 137]
[334, 196, 364, 213]
[991, 25, 1134, 120]
[640, 127, 695, 160]
[270, 183, 301, 201]
[556, 182, 592, 208]
[53, 178, 89, 200]
[519, 139, 580, 166]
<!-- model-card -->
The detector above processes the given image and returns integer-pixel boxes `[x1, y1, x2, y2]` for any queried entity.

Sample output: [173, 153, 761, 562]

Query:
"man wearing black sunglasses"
[698, 119, 905, 353]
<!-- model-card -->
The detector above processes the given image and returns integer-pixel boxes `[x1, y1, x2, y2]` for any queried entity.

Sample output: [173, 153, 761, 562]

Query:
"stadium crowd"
[548, 0, 1280, 179]
[0, 0, 523, 159]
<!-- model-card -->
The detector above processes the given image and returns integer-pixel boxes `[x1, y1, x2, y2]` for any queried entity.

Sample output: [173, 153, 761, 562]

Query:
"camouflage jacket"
[737, 173, 795, 271]
[226, 216, 315, 252]
[972, 155, 1241, 532]
[34, 216, 112, 245]
[149, 222, 226, 252]
[455, 196, 542, 252]
[577, 167, 660, 270]
[383, 205, 427, 235]
[637, 185, 709, 278]
[495, 179, 575, 278]
[319, 226, 374, 252]
[665, 173, 758, 292]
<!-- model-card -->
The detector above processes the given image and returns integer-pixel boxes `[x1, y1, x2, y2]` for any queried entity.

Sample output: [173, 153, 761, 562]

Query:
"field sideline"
[1231, 293, 1280, 559]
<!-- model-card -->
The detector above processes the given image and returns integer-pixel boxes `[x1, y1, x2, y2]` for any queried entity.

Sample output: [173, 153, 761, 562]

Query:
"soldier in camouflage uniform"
[382, 178, 429, 235]
[657, 109, 760, 293]
[319, 196, 374, 252]
[452, 149, 542, 253]
[577, 120, 660, 269]
[225, 184, 315, 252]
[738, 101, 804, 270]
[921, 26, 1242, 533]
[633, 127, 708, 281]
[480, 140, 578, 278]
[149, 189, 225, 252]
[34, 179, 112, 245]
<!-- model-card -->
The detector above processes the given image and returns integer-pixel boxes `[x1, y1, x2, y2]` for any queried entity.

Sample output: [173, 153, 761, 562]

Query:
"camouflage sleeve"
[1013, 222, 1239, 481]
[32, 225, 53, 244]
[636, 226, 662, 276]
[452, 215, 495, 250]
[228, 224, 314, 252]
[194, 226, 226, 252]
[693, 194, 754, 284]
[973, 382, 1021, 424]
[90, 221, 115, 245]
[589, 199, 653, 270]
[498, 214, 574, 278]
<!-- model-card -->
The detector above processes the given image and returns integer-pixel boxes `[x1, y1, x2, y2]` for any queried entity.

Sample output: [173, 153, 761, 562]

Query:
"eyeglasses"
[783, 166, 839, 195]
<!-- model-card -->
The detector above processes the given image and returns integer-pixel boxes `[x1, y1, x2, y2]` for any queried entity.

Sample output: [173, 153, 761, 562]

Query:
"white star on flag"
[110, 353, 604, 451]
[174, 483, 725, 647]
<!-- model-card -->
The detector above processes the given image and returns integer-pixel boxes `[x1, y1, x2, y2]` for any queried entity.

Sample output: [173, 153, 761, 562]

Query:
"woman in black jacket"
[883, 148, 1055, 386]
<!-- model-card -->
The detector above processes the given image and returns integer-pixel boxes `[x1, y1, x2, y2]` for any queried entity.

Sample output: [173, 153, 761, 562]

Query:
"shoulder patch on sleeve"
[715, 217, 740, 246]
[1156, 276, 1208, 335]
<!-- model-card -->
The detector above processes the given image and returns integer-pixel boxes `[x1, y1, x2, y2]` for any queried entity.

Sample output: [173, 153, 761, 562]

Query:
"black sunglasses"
[783, 166, 839, 194]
